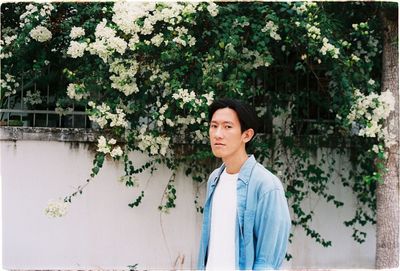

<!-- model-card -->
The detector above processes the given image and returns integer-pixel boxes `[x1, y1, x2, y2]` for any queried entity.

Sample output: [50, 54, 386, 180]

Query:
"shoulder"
[250, 162, 284, 195]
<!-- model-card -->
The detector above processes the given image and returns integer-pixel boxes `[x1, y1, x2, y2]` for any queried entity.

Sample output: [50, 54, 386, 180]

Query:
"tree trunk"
[376, 8, 399, 269]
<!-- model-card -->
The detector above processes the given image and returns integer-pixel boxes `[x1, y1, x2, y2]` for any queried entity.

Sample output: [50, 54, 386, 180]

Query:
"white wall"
[1, 139, 375, 270]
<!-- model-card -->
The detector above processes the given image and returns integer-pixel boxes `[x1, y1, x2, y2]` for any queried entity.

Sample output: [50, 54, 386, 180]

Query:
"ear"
[242, 128, 255, 143]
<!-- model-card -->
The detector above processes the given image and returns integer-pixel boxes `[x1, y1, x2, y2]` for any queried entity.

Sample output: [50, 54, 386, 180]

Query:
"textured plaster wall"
[0, 128, 375, 269]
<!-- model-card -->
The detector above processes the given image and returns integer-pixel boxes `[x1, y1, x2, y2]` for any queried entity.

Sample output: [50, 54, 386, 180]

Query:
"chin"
[211, 149, 228, 159]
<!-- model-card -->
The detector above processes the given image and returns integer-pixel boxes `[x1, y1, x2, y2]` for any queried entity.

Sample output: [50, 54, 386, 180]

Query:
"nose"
[213, 126, 223, 139]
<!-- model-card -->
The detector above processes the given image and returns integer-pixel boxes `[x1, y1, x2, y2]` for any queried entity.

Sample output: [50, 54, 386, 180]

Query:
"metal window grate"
[1, 69, 89, 128]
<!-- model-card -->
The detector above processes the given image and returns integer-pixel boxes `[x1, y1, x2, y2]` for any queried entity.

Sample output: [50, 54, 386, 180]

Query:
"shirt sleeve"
[253, 188, 291, 270]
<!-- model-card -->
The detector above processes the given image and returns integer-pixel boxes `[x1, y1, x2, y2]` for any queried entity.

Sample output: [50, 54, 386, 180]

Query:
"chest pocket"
[243, 209, 256, 245]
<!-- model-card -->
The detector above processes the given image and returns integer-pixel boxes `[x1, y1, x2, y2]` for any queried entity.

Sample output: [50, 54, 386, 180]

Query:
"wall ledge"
[0, 127, 100, 142]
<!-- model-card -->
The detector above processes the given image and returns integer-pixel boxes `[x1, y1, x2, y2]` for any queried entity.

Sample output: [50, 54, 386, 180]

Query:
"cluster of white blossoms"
[0, 73, 20, 97]
[45, 199, 68, 218]
[351, 54, 360, 62]
[320, 37, 340, 58]
[261, 20, 281, 41]
[150, 33, 164, 47]
[291, 1, 317, 15]
[346, 89, 395, 146]
[86, 19, 127, 63]
[29, 25, 52, 42]
[172, 88, 197, 109]
[137, 125, 170, 156]
[155, 102, 175, 128]
[149, 64, 170, 85]
[109, 58, 139, 96]
[112, 2, 156, 35]
[88, 101, 129, 129]
[202, 91, 215, 106]
[69, 26, 85, 39]
[307, 23, 321, 40]
[168, 26, 197, 47]
[23, 90, 42, 105]
[0, 34, 17, 59]
[233, 18, 250, 28]
[109, 2, 217, 52]
[351, 22, 379, 64]
[371, 143, 384, 154]
[206, 2, 219, 17]
[67, 83, 87, 101]
[67, 41, 87, 58]
[97, 136, 124, 158]
[352, 22, 369, 34]
[112, 1, 217, 35]
[242, 48, 271, 70]
[19, 3, 54, 28]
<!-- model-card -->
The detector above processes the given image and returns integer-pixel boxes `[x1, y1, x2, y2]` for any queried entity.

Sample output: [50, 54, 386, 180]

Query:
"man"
[197, 98, 291, 270]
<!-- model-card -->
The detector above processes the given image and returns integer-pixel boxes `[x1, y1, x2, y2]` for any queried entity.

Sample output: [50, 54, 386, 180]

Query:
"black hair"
[208, 98, 260, 145]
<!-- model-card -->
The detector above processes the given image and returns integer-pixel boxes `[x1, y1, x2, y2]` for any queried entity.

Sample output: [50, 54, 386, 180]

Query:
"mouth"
[214, 143, 225, 146]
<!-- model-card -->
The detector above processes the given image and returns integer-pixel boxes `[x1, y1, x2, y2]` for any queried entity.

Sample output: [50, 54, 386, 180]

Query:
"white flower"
[70, 26, 85, 39]
[29, 26, 52, 42]
[351, 54, 360, 62]
[109, 59, 139, 96]
[320, 38, 339, 58]
[112, 2, 155, 35]
[23, 90, 42, 105]
[261, 20, 281, 41]
[67, 41, 87, 58]
[108, 138, 117, 145]
[110, 146, 123, 158]
[137, 130, 170, 156]
[87, 19, 128, 62]
[347, 89, 395, 141]
[67, 83, 86, 101]
[159, 104, 168, 114]
[166, 118, 175, 127]
[95, 19, 116, 40]
[372, 144, 380, 153]
[45, 199, 68, 218]
[0, 73, 19, 97]
[188, 36, 196, 47]
[3, 34, 17, 46]
[128, 34, 140, 50]
[108, 108, 129, 128]
[203, 91, 214, 106]
[151, 33, 164, 47]
[307, 24, 321, 40]
[368, 79, 375, 85]
[97, 136, 111, 153]
[207, 2, 219, 17]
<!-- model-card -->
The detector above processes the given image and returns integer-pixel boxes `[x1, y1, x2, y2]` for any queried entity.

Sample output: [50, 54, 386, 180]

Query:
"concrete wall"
[0, 128, 375, 270]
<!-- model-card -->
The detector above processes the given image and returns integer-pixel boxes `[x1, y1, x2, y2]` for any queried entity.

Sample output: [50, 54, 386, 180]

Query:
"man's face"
[209, 107, 251, 159]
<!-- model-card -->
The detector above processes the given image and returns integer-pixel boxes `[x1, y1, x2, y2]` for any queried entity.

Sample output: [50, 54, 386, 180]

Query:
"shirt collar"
[211, 154, 257, 186]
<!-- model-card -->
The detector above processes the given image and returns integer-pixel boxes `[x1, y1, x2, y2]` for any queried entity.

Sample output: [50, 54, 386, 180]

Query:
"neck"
[222, 148, 249, 174]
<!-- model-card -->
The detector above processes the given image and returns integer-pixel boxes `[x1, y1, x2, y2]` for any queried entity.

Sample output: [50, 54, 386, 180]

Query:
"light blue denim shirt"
[197, 155, 291, 270]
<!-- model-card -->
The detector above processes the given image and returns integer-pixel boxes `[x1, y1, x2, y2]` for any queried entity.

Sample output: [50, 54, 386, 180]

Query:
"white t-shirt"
[206, 168, 238, 270]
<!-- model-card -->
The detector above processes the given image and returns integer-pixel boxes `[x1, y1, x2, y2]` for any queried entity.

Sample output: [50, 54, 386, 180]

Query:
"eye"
[225, 125, 232, 129]
[210, 124, 217, 128]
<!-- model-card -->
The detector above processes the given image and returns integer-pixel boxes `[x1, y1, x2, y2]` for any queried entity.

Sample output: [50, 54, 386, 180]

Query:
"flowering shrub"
[1, 1, 395, 253]
[44, 199, 68, 218]
[347, 89, 395, 143]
